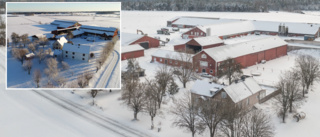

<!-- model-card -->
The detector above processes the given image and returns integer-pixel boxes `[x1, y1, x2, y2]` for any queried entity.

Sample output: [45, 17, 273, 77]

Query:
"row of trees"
[275, 55, 320, 123]
[96, 36, 118, 72]
[122, 0, 320, 12]
[171, 93, 274, 137]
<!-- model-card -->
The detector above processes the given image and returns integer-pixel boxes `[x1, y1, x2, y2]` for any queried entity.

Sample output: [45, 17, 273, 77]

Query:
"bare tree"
[198, 99, 223, 137]
[241, 110, 274, 137]
[28, 43, 36, 53]
[39, 37, 49, 49]
[61, 61, 70, 70]
[217, 58, 243, 85]
[37, 49, 46, 64]
[295, 55, 320, 97]
[33, 69, 41, 88]
[20, 34, 30, 47]
[121, 82, 146, 120]
[173, 50, 194, 88]
[91, 90, 98, 105]
[171, 92, 204, 137]
[67, 30, 73, 40]
[144, 80, 161, 129]
[12, 48, 29, 64]
[122, 60, 140, 105]
[23, 60, 32, 75]
[44, 58, 59, 81]
[77, 74, 87, 88]
[154, 65, 173, 108]
[84, 71, 93, 84]
[11, 32, 20, 46]
[274, 70, 301, 123]
[55, 76, 67, 88]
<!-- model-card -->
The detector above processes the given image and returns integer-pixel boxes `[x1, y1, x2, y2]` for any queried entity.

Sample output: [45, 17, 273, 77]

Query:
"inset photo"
[6, 2, 121, 89]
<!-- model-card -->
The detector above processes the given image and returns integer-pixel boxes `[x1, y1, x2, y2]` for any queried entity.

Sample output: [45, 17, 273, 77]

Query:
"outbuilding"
[52, 36, 68, 49]
[193, 36, 287, 76]
[174, 36, 224, 53]
[151, 49, 192, 67]
[122, 33, 160, 49]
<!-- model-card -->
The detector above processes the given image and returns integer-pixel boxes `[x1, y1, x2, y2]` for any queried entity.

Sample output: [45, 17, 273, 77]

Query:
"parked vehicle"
[200, 73, 213, 78]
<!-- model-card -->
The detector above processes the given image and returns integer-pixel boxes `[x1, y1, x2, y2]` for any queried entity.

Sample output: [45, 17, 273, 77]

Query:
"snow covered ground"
[6, 14, 120, 88]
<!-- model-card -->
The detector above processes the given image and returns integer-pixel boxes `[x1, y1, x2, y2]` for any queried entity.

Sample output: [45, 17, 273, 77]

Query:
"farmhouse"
[191, 77, 266, 108]
[51, 20, 81, 29]
[181, 20, 320, 39]
[52, 36, 68, 49]
[121, 44, 144, 60]
[122, 33, 160, 49]
[174, 36, 224, 53]
[62, 43, 90, 61]
[193, 36, 287, 76]
[151, 49, 192, 67]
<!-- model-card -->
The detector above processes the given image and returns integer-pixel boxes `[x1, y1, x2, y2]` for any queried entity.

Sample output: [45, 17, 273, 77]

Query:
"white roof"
[63, 43, 90, 54]
[223, 77, 262, 103]
[121, 44, 144, 53]
[173, 17, 235, 26]
[57, 37, 67, 46]
[151, 49, 192, 61]
[81, 25, 117, 32]
[72, 30, 84, 36]
[168, 17, 180, 22]
[198, 21, 255, 37]
[192, 36, 223, 46]
[191, 80, 224, 97]
[202, 36, 287, 62]
[121, 33, 144, 45]
[82, 29, 114, 36]
[253, 21, 320, 35]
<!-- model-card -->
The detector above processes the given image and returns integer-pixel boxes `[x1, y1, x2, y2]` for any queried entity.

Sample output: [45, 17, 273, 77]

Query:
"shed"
[121, 44, 144, 60]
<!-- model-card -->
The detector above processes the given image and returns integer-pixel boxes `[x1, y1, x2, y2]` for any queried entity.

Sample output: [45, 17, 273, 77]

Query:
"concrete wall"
[63, 50, 89, 61]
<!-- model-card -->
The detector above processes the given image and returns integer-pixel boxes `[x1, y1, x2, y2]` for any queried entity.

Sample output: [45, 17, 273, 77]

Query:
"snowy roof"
[223, 77, 262, 103]
[45, 33, 55, 38]
[151, 49, 192, 61]
[121, 33, 144, 45]
[191, 80, 224, 97]
[72, 30, 84, 36]
[198, 21, 255, 37]
[253, 21, 320, 35]
[32, 34, 46, 38]
[81, 25, 117, 32]
[168, 16, 180, 22]
[172, 17, 234, 26]
[192, 36, 223, 46]
[202, 36, 287, 62]
[51, 20, 78, 25]
[82, 29, 114, 36]
[63, 43, 90, 54]
[57, 37, 67, 46]
[121, 44, 144, 53]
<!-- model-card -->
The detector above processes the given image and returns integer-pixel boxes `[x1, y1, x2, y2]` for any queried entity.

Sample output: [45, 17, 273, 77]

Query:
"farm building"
[121, 44, 144, 60]
[72, 30, 85, 38]
[191, 77, 266, 108]
[80, 25, 118, 40]
[122, 33, 160, 49]
[62, 43, 90, 61]
[51, 20, 81, 29]
[31, 34, 46, 41]
[52, 36, 68, 49]
[181, 20, 320, 39]
[151, 49, 192, 67]
[51, 27, 79, 35]
[167, 16, 234, 28]
[193, 36, 287, 76]
[174, 36, 224, 53]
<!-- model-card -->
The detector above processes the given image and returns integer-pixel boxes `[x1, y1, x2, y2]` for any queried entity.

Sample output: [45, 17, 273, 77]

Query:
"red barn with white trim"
[193, 36, 288, 76]
[122, 33, 160, 49]
[121, 44, 144, 60]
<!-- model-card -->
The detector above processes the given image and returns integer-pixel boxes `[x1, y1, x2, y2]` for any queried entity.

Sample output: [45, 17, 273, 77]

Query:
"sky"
[7, 2, 121, 12]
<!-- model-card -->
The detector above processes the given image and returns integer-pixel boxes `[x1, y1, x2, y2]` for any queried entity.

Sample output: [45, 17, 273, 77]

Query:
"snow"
[121, 44, 144, 53]
[224, 77, 262, 103]
[151, 49, 192, 61]
[72, 30, 84, 36]
[63, 43, 90, 54]
[198, 21, 255, 37]
[192, 35, 224, 46]
[121, 32, 144, 45]
[253, 21, 320, 35]
[172, 17, 235, 26]
[190, 80, 224, 97]
[203, 36, 287, 62]
[57, 36, 68, 46]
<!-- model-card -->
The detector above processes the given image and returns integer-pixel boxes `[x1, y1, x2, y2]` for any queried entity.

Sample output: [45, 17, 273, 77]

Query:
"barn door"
[139, 42, 149, 49]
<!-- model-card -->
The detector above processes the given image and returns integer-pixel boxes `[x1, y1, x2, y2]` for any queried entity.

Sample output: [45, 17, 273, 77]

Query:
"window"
[196, 69, 198, 72]
[175, 61, 178, 65]
[83, 54, 85, 56]
[65, 55, 68, 57]
[201, 54, 207, 59]
[191, 32, 193, 35]
[66, 51, 68, 54]
[221, 92, 226, 98]
[210, 70, 213, 73]
[82, 58, 85, 60]
[72, 56, 74, 59]
[160, 59, 162, 61]
[72, 52, 75, 55]
[201, 32, 203, 35]
[200, 61, 208, 67]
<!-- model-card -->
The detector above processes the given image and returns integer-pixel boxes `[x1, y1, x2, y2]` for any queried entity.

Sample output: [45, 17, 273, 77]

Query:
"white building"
[52, 37, 68, 49]
[62, 43, 90, 61]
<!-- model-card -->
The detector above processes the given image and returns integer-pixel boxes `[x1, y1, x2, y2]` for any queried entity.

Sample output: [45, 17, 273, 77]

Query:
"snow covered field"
[6, 14, 120, 88]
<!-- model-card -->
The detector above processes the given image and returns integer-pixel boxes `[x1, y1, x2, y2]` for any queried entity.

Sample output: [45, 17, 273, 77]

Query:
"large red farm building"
[193, 36, 288, 76]
[151, 49, 192, 67]
[121, 44, 144, 60]
[174, 36, 224, 53]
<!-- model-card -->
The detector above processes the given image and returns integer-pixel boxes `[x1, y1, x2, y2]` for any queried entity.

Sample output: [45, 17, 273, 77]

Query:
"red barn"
[151, 49, 192, 67]
[122, 33, 160, 49]
[193, 36, 288, 76]
[121, 44, 144, 60]
[174, 36, 224, 53]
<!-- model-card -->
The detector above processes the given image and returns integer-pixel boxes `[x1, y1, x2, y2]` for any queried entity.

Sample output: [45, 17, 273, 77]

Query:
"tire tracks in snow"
[33, 90, 154, 137]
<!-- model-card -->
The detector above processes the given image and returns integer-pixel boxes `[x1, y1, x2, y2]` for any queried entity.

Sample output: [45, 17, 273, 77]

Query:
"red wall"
[121, 50, 144, 60]
[130, 36, 160, 48]
[174, 44, 186, 52]
[152, 56, 191, 67]
[192, 51, 217, 75]
[182, 27, 206, 39]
